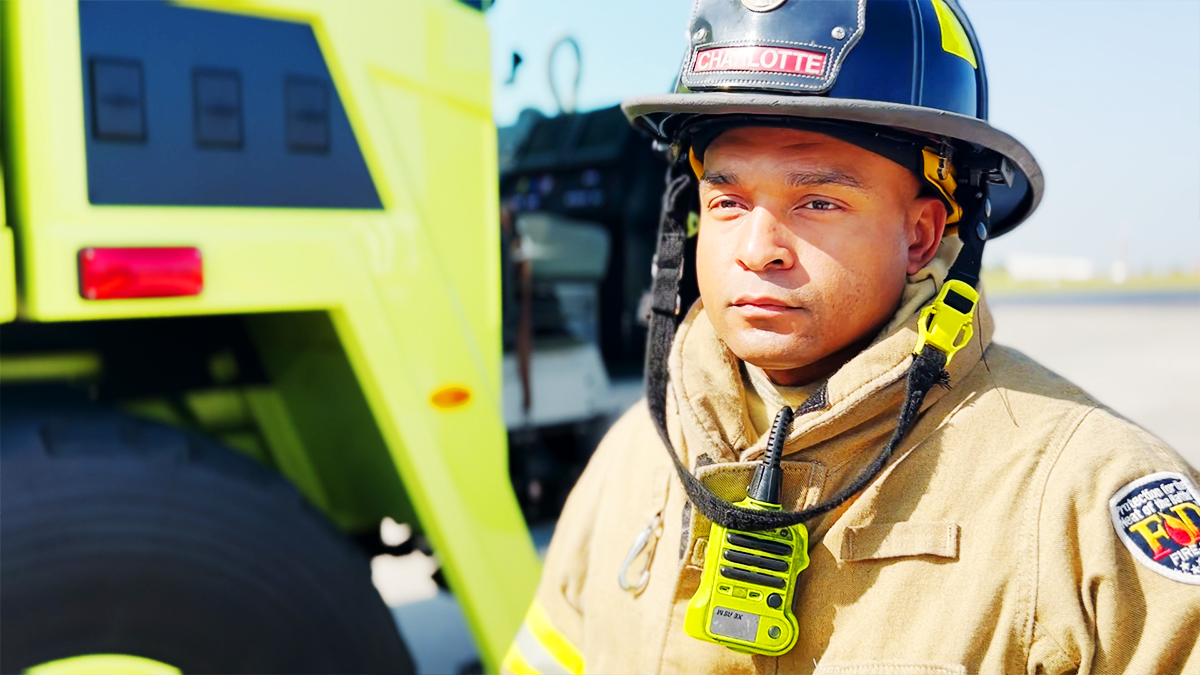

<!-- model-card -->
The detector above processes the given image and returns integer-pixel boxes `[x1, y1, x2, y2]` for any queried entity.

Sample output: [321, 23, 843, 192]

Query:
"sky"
[486, 0, 1200, 275]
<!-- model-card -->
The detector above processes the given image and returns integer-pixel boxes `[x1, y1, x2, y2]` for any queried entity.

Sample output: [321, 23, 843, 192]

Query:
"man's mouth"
[730, 296, 800, 317]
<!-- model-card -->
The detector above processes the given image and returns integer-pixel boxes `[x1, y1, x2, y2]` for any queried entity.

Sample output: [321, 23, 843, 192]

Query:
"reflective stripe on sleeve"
[526, 600, 584, 675]
[502, 600, 584, 675]
[501, 642, 539, 675]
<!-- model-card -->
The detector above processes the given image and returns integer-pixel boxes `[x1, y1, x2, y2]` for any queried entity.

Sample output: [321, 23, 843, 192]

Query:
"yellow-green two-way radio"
[684, 408, 809, 655]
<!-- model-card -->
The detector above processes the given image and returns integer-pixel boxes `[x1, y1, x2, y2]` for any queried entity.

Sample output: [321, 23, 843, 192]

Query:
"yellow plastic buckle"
[914, 279, 979, 366]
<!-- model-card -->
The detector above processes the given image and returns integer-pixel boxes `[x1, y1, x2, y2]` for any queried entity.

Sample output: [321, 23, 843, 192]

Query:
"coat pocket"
[814, 663, 966, 675]
[839, 522, 960, 562]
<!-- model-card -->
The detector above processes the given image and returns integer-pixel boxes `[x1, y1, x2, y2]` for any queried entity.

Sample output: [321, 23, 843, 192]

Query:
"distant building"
[1110, 259, 1129, 284]
[1005, 253, 1095, 282]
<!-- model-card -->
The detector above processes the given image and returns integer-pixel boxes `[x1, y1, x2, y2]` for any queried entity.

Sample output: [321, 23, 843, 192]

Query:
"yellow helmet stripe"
[931, 0, 978, 68]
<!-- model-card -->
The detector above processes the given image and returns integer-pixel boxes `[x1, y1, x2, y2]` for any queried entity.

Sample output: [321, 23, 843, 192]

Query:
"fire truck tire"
[0, 398, 415, 675]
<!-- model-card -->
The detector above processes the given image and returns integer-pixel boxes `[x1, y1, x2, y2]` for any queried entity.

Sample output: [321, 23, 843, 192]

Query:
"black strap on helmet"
[644, 147, 998, 532]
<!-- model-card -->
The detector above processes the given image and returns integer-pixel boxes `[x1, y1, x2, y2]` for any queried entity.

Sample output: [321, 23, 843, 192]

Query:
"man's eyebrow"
[699, 170, 737, 186]
[786, 169, 866, 190]
[700, 168, 867, 190]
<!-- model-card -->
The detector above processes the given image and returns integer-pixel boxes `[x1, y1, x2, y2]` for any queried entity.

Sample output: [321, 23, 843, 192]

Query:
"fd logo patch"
[1110, 472, 1200, 584]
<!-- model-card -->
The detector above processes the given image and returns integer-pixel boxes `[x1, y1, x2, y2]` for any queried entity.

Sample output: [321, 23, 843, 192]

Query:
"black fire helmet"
[623, 0, 1042, 236]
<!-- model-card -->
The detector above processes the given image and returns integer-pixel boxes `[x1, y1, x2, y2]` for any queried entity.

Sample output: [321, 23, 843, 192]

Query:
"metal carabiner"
[618, 513, 662, 595]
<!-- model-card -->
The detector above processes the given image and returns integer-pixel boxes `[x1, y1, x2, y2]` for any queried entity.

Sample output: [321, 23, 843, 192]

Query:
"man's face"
[696, 126, 946, 385]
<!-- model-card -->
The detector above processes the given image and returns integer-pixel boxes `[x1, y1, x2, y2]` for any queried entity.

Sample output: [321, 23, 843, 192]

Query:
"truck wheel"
[0, 398, 415, 675]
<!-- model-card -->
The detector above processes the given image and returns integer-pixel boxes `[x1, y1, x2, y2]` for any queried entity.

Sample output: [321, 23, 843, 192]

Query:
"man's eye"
[802, 199, 839, 211]
[714, 199, 743, 210]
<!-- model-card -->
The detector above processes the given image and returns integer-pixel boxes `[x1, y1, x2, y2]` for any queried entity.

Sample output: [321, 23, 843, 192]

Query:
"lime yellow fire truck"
[0, 1, 542, 672]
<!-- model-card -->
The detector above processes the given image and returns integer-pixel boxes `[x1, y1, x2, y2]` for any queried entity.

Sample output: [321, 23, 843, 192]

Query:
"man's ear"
[907, 197, 948, 275]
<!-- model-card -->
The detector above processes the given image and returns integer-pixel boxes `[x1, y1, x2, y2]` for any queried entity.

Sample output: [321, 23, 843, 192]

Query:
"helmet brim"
[623, 93, 1043, 236]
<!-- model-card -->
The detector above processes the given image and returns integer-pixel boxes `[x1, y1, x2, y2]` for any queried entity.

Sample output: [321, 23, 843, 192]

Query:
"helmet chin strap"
[644, 153, 996, 532]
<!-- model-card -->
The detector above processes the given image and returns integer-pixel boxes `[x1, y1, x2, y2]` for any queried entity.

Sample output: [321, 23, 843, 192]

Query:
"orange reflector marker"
[431, 386, 471, 409]
[78, 247, 203, 300]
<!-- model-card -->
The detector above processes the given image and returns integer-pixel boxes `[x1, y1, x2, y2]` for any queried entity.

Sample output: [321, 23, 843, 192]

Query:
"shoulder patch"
[1110, 472, 1200, 584]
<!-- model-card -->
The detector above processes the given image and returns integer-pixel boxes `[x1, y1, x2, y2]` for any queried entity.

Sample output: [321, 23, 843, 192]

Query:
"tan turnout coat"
[502, 258, 1200, 675]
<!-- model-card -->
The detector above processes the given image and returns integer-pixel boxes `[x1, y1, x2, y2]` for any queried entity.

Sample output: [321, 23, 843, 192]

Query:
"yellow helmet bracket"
[688, 147, 705, 180]
[922, 144, 963, 225]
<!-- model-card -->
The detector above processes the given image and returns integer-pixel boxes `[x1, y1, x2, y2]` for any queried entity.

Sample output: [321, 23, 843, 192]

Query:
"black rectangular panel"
[79, 0, 382, 209]
[726, 532, 793, 557]
[90, 58, 146, 143]
[719, 566, 787, 589]
[285, 77, 330, 154]
[193, 69, 243, 149]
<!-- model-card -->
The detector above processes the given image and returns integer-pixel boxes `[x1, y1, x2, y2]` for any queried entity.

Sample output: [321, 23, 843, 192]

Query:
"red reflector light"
[78, 247, 203, 300]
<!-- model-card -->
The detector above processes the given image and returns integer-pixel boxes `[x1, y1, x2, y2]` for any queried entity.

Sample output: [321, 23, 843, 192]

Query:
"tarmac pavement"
[988, 296, 1199, 469]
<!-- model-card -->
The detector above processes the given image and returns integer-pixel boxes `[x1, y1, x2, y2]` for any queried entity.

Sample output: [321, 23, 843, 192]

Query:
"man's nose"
[735, 207, 796, 272]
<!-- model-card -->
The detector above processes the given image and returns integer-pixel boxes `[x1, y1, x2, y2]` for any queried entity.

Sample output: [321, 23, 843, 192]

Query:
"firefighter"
[502, 1, 1200, 673]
